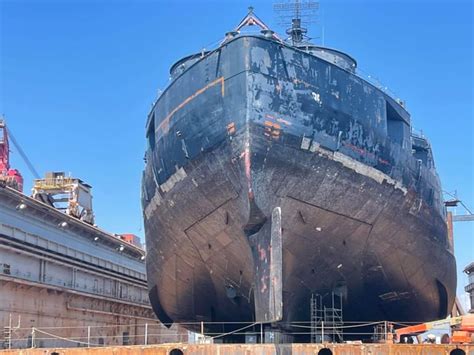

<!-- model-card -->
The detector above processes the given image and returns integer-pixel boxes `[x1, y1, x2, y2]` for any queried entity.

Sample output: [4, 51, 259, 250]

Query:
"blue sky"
[1, 0, 472, 306]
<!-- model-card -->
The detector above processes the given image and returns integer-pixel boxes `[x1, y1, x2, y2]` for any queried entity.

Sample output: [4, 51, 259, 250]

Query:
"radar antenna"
[274, 0, 319, 45]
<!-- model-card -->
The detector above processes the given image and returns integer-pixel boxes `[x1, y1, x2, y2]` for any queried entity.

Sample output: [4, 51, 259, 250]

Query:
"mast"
[274, 0, 319, 45]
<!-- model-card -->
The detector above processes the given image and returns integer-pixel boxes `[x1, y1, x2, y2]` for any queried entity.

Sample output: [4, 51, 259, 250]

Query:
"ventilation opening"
[318, 349, 333, 355]
[386, 101, 406, 146]
[436, 279, 448, 319]
[169, 349, 184, 355]
[450, 350, 466, 355]
[147, 113, 156, 150]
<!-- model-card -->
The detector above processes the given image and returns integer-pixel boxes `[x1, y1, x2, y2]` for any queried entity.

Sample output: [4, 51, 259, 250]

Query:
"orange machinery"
[395, 314, 474, 344]
[119, 234, 142, 248]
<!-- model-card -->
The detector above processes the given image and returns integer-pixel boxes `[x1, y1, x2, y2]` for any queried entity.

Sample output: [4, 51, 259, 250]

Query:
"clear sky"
[1, 0, 472, 307]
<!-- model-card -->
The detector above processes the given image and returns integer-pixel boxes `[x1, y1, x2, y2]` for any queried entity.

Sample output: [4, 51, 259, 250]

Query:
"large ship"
[142, 8, 456, 341]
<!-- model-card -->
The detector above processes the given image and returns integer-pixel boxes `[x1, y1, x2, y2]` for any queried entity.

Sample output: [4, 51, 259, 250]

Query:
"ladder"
[3, 326, 11, 349]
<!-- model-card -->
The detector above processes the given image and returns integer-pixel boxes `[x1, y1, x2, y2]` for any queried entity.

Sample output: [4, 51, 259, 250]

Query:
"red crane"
[0, 119, 24, 192]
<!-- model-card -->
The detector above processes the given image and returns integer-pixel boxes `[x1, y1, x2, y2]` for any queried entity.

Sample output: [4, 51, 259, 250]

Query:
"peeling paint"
[311, 91, 321, 104]
[326, 147, 408, 194]
[160, 167, 187, 193]
[300, 136, 311, 150]
[144, 187, 163, 219]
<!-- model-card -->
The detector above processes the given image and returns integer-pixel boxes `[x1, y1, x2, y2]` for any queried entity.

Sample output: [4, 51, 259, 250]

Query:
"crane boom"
[453, 214, 474, 222]
[6, 125, 40, 179]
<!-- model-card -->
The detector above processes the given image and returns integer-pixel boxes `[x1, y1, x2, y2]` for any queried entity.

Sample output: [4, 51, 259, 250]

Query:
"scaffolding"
[310, 293, 321, 343]
[310, 292, 344, 343]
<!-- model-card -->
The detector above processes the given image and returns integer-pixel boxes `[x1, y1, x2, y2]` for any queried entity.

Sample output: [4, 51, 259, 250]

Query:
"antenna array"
[274, 0, 319, 25]
[273, 0, 319, 44]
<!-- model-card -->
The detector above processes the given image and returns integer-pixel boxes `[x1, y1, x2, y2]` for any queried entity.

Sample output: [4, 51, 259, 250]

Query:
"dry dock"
[0, 343, 473, 355]
[0, 183, 185, 347]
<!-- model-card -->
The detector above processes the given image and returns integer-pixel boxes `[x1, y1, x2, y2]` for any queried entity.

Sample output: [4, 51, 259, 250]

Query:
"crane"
[0, 119, 24, 192]
[0, 118, 41, 192]
[6, 124, 40, 180]
[453, 214, 474, 222]
[445, 195, 474, 222]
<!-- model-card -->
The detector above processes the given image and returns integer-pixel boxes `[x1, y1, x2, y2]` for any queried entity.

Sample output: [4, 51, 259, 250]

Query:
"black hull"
[142, 35, 456, 340]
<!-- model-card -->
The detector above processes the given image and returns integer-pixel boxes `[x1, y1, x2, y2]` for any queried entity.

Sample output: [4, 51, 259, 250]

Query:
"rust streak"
[265, 114, 291, 126]
[244, 147, 252, 195]
[158, 76, 225, 134]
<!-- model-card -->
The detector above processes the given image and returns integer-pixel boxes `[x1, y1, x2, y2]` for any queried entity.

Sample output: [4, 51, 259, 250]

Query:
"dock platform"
[1, 343, 473, 355]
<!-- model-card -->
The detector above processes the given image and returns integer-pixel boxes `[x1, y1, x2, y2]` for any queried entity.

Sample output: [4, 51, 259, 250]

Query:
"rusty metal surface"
[142, 29, 456, 339]
[1, 343, 473, 355]
[250, 206, 283, 323]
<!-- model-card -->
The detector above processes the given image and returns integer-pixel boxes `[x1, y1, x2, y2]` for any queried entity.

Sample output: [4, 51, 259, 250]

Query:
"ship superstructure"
[142, 8, 456, 341]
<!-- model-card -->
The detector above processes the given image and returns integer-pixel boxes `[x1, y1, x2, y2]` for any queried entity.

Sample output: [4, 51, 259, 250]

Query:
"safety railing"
[1, 319, 448, 350]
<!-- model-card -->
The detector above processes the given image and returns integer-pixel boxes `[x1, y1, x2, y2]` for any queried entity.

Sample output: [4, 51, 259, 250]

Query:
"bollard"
[87, 326, 91, 347]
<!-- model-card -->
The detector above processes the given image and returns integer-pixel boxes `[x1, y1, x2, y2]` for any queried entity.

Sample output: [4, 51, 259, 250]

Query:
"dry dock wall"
[1, 344, 472, 355]
[0, 186, 187, 348]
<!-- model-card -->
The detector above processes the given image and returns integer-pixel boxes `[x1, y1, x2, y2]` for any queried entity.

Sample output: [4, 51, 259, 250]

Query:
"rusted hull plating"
[142, 35, 456, 340]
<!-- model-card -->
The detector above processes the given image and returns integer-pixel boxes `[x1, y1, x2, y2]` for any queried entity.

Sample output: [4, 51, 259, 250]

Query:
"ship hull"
[144, 132, 455, 336]
[142, 35, 456, 340]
